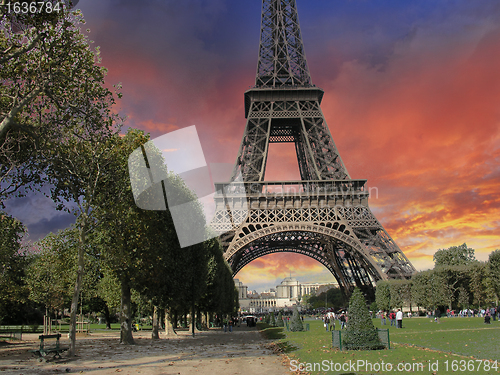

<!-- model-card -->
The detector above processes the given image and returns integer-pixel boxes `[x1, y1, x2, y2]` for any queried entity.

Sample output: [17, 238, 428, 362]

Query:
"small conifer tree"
[289, 306, 304, 331]
[277, 311, 284, 327]
[264, 313, 270, 324]
[269, 311, 276, 326]
[343, 288, 384, 350]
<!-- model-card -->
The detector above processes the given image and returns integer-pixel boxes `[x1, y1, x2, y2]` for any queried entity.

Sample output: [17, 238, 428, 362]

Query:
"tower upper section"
[255, 0, 312, 88]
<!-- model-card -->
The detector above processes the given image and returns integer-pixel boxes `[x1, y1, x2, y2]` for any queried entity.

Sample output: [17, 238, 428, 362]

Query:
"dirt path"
[0, 325, 294, 375]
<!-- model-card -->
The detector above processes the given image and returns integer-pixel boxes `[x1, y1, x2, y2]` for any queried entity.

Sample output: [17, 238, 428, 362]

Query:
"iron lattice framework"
[211, 0, 416, 297]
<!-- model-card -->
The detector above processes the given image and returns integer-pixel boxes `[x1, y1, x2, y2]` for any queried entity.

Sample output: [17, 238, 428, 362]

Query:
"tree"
[276, 311, 284, 327]
[289, 306, 303, 332]
[42, 58, 120, 355]
[488, 250, 500, 301]
[342, 288, 383, 350]
[410, 270, 448, 310]
[198, 238, 235, 329]
[433, 243, 476, 267]
[433, 265, 470, 311]
[0, 213, 29, 323]
[269, 311, 276, 327]
[26, 230, 77, 315]
[306, 287, 346, 310]
[469, 262, 487, 309]
[96, 271, 121, 327]
[0, 6, 112, 203]
[457, 287, 470, 310]
[375, 281, 391, 312]
[91, 128, 212, 343]
[2, 6, 122, 355]
[411, 271, 430, 310]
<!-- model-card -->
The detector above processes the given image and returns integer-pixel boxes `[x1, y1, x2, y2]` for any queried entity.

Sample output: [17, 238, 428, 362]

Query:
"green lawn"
[259, 317, 500, 375]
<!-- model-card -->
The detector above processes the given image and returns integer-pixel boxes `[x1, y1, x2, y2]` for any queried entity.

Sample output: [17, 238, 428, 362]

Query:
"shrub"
[343, 288, 384, 350]
[289, 306, 304, 331]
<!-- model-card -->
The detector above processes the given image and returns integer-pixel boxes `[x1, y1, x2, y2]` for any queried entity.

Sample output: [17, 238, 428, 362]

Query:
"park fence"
[0, 326, 23, 340]
[332, 328, 390, 350]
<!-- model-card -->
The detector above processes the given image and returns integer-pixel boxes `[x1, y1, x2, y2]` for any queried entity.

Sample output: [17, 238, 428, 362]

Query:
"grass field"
[259, 317, 500, 375]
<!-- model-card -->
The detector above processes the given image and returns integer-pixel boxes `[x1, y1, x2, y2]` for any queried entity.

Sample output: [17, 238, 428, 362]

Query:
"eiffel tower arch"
[210, 0, 416, 298]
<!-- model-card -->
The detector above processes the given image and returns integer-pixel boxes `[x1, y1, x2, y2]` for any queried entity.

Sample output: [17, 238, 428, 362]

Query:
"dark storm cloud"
[25, 214, 76, 242]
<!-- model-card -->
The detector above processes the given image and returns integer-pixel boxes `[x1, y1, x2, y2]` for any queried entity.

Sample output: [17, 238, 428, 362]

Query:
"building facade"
[235, 277, 336, 313]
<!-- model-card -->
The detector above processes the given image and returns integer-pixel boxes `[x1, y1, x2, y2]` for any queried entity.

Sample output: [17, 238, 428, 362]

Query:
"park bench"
[30, 333, 69, 360]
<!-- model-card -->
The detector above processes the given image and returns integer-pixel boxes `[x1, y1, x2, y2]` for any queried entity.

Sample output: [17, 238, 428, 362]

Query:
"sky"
[5, 0, 500, 293]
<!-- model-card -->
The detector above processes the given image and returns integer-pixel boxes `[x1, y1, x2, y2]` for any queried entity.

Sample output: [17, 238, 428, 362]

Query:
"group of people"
[450, 307, 499, 320]
[322, 312, 347, 331]
[222, 316, 240, 332]
[379, 309, 404, 328]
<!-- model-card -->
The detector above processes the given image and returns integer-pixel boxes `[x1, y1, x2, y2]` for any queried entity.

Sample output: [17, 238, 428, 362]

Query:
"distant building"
[234, 279, 247, 300]
[235, 277, 336, 313]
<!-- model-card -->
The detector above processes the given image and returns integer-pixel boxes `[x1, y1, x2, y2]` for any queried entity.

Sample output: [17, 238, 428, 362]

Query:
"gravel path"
[0, 325, 294, 375]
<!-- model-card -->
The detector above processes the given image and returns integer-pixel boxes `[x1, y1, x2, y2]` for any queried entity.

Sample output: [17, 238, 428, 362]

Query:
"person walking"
[340, 313, 346, 329]
[380, 311, 386, 326]
[396, 309, 403, 329]
[329, 313, 336, 331]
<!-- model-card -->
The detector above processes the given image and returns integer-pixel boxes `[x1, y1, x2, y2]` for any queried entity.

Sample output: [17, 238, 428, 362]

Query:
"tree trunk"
[120, 279, 134, 345]
[190, 303, 195, 337]
[164, 308, 176, 336]
[151, 305, 159, 340]
[172, 309, 178, 329]
[68, 225, 87, 356]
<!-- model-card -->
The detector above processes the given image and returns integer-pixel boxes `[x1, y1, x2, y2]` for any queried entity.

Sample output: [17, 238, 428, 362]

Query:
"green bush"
[289, 306, 304, 331]
[343, 288, 384, 350]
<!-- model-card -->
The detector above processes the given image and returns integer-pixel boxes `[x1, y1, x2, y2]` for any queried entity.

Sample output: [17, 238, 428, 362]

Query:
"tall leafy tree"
[2, 5, 122, 355]
[433, 243, 476, 267]
[433, 265, 470, 311]
[26, 229, 77, 315]
[92, 128, 211, 342]
[488, 250, 500, 301]
[0, 212, 29, 323]
[0, 6, 110, 202]
[469, 262, 487, 309]
[375, 281, 391, 312]
[91, 129, 161, 344]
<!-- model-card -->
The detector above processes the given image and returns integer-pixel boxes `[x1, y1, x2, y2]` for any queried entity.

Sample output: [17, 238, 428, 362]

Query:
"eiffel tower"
[210, 0, 416, 297]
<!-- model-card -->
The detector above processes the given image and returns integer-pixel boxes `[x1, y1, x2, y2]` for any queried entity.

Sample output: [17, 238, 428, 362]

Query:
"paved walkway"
[0, 325, 294, 375]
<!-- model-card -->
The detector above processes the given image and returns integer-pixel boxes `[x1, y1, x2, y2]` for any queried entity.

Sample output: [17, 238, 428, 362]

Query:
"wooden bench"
[30, 334, 69, 359]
